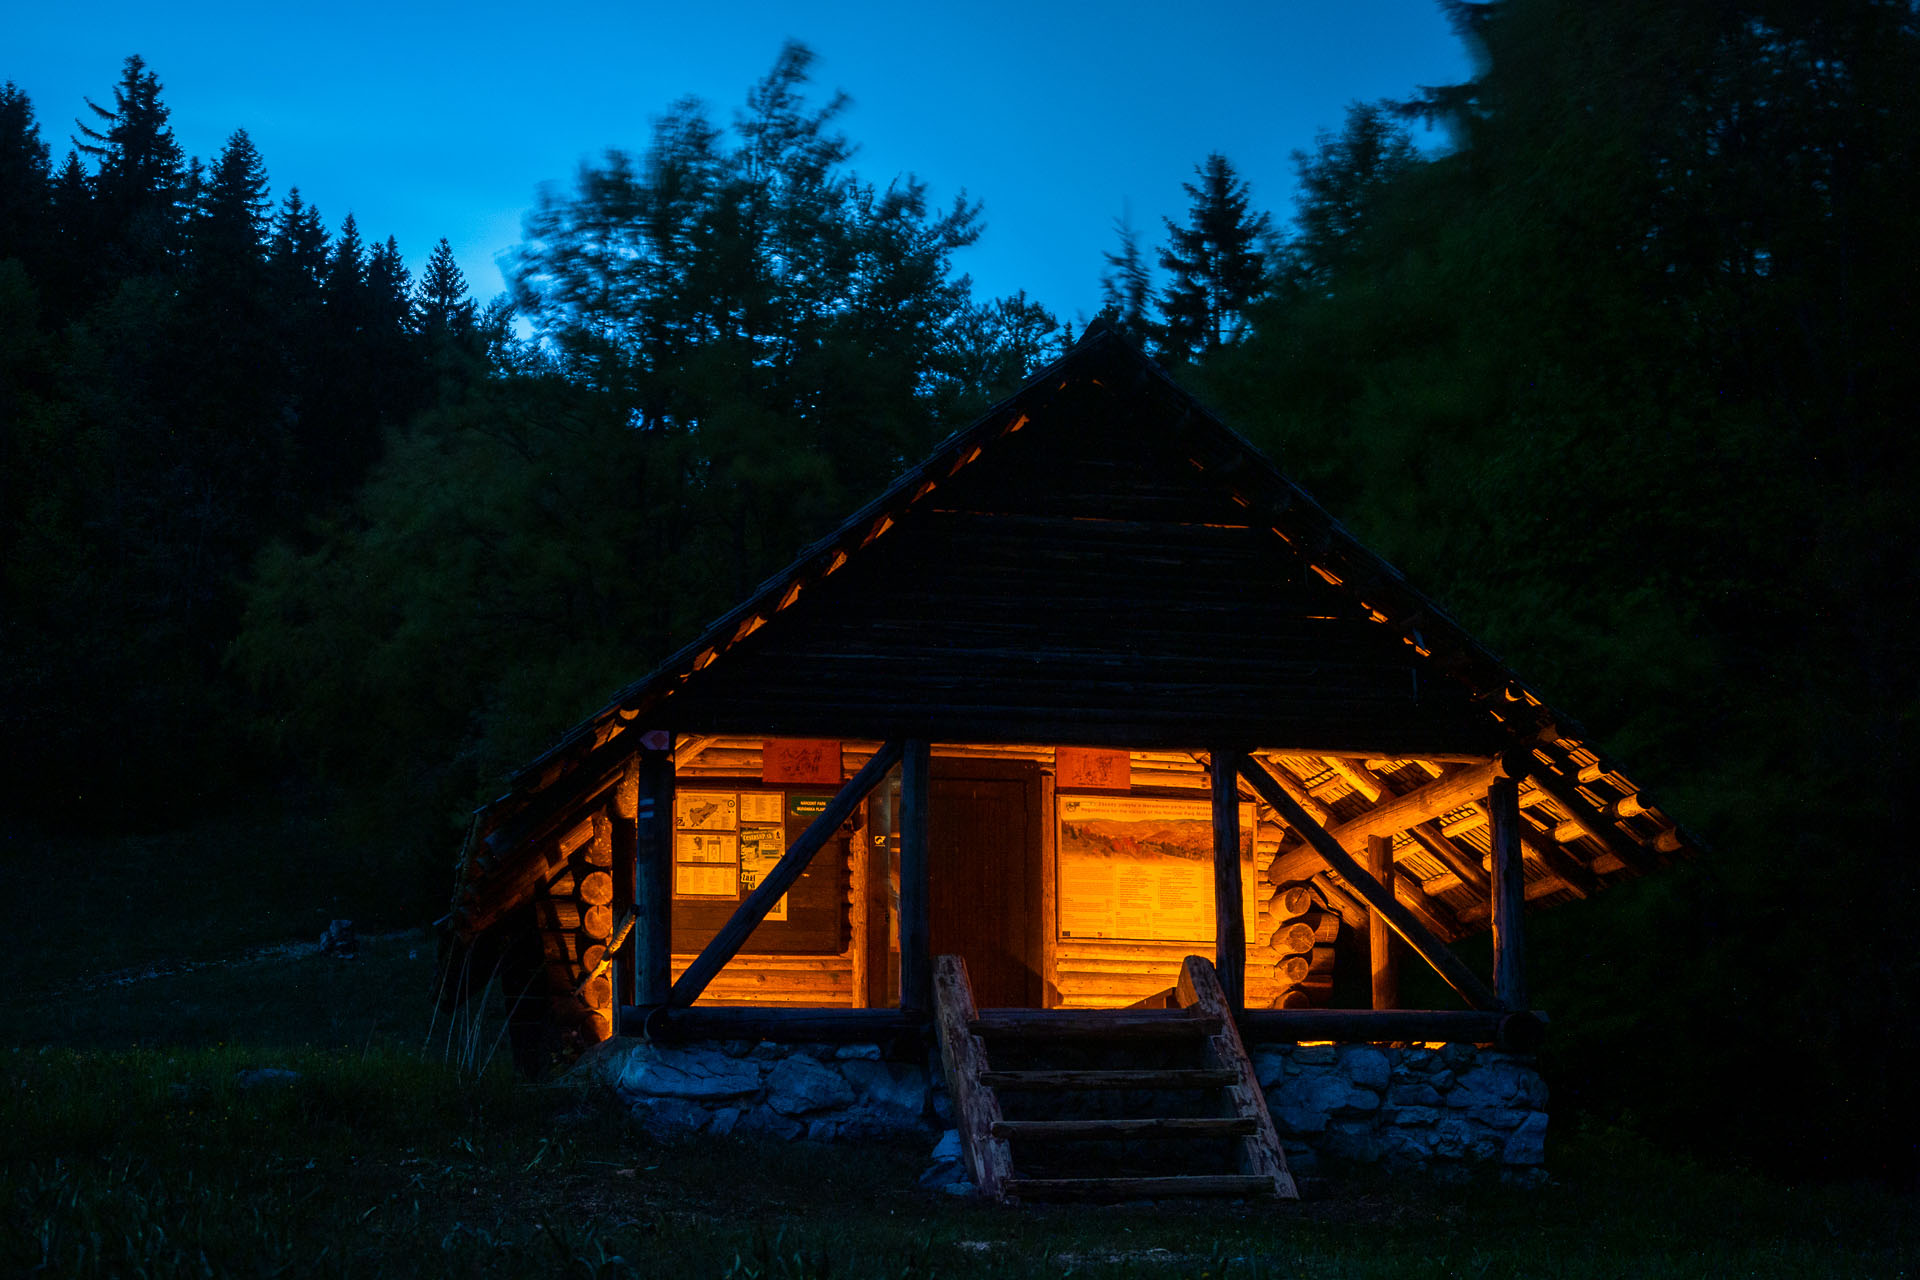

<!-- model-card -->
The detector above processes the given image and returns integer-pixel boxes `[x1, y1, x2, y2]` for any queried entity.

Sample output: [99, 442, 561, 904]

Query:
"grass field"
[2, 809, 1914, 1277]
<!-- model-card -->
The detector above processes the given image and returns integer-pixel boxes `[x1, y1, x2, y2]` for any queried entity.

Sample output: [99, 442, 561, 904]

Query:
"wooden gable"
[663, 370, 1491, 754]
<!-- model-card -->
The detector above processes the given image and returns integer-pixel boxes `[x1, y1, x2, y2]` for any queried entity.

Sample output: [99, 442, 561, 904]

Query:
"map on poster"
[1056, 795, 1256, 942]
[738, 825, 789, 921]
[676, 792, 738, 831]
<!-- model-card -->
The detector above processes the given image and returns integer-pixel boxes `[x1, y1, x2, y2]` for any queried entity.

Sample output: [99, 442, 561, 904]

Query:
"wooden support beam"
[1489, 776, 1527, 1011]
[898, 739, 932, 1016]
[1517, 825, 1599, 898]
[1406, 821, 1492, 896]
[1212, 750, 1246, 1012]
[634, 739, 674, 1007]
[1321, 754, 1520, 851]
[1322, 755, 1382, 803]
[1366, 834, 1399, 1011]
[1235, 752, 1498, 1011]
[1521, 759, 1660, 873]
[670, 739, 904, 1009]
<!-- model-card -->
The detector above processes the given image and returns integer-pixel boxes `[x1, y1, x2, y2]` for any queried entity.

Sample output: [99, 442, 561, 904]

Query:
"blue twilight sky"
[7, 1, 1471, 325]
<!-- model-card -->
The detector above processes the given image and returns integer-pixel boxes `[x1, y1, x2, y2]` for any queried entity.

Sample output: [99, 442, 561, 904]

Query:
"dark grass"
[2, 809, 1914, 1277]
[2, 1043, 1913, 1278]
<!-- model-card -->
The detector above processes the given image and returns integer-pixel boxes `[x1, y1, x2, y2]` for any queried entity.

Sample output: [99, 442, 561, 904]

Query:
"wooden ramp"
[934, 953, 1297, 1202]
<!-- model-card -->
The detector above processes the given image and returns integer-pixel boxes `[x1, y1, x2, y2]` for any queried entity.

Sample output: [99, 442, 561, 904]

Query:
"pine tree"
[74, 54, 186, 277]
[1157, 153, 1271, 360]
[0, 83, 52, 270]
[1285, 102, 1417, 293]
[1096, 211, 1152, 345]
[325, 212, 365, 304]
[192, 128, 270, 289]
[365, 234, 411, 336]
[415, 237, 476, 338]
[268, 188, 329, 297]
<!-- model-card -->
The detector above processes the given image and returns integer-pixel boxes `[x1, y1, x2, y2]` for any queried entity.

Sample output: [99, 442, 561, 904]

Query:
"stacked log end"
[530, 808, 620, 1052]
[1252, 876, 1340, 1011]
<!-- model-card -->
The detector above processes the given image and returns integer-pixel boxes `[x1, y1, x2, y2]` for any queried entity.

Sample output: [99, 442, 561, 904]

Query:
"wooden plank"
[1236, 752, 1499, 1010]
[970, 1009, 1222, 1040]
[1175, 954, 1297, 1199]
[668, 740, 903, 1009]
[1367, 834, 1399, 1011]
[625, 1005, 922, 1042]
[1489, 776, 1528, 1011]
[899, 739, 932, 1015]
[978, 1068, 1238, 1091]
[934, 955, 1011, 1201]
[1006, 1174, 1276, 1201]
[993, 1117, 1256, 1140]
[1211, 750, 1246, 1011]
[635, 741, 673, 1007]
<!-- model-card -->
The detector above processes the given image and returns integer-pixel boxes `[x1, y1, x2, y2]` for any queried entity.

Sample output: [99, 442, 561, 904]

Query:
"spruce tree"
[365, 234, 411, 336]
[1157, 153, 1271, 360]
[1285, 102, 1416, 293]
[415, 236, 476, 338]
[192, 128, 270, 289]
[74, 54, 186, 278]
[0, 83, 51, 271]
[1096, 212, 1152, 346]
[268, 188, 329, 298]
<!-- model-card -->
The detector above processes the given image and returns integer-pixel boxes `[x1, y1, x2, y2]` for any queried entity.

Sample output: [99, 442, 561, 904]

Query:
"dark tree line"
[0, 57, 492, 820]
[231, 44, 1061, 860]
[1124, 0, 1918, 1182]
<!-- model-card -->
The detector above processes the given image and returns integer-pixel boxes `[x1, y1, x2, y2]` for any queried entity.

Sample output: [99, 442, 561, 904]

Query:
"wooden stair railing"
[931, 953, 1298, 1202]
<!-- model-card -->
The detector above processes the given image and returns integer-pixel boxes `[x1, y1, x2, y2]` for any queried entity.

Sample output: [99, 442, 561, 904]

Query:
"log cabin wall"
[657, 739, 1359, 1014]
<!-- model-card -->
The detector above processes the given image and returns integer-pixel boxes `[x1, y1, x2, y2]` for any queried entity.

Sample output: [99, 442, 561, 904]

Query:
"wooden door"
[929, 760, 1040, 1008]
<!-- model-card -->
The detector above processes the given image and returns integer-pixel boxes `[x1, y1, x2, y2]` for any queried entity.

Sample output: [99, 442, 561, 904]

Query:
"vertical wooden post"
[1211, 750, 1246, 1012]
[634, 733, 675, 1009]
[898, 739, 932, 1016]
[860, 773, 894, 1008]
[1488, 775, 1527, 1010]
[1365, 834, 1400, 1010]
[611, 756, 640, 1010]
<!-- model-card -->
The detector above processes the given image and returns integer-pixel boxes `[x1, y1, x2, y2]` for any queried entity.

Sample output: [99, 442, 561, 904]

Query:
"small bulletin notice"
[1056, 794, 1256, 943]
[672, 789, 788, 918]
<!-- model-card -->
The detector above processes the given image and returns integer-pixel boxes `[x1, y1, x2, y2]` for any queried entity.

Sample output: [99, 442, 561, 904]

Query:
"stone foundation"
[581, 1038, 932, 1143]
[585, 1037, 1547, 1172]
[1249, 1042, 1548, 1173]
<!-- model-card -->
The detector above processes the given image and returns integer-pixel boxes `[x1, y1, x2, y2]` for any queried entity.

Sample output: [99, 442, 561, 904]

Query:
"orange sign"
[762, 739, 842, 785]
[1056, 747, 1131, 792]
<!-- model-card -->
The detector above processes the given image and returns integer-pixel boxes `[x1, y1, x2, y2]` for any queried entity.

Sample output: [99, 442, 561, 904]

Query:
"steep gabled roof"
[450, 323, 1697, 937]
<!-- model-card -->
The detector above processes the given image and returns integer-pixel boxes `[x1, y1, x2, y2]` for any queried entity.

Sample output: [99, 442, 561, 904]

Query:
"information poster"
[1057, 795, 1256, 942]
[674, 791, 739, 898]
[738, 824, 789, 921]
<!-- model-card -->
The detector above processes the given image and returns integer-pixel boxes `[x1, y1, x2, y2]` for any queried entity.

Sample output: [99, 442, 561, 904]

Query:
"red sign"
[1056, 747, 1131, 791]
[762, 739, 843, 785]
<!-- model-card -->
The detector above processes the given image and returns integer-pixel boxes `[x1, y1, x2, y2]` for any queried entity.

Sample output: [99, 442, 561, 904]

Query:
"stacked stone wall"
[588, 1037, 1548, 1174]
[1252, 1042, 1548, 1173]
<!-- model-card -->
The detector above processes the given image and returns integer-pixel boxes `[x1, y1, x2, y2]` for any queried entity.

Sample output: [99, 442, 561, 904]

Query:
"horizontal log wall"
[667, 952, 857, 1007]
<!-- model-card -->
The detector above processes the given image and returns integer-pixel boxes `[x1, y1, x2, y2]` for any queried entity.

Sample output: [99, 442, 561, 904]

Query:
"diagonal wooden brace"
[670, 739, 905, 1009]
[1234, 751, 1499, 1011]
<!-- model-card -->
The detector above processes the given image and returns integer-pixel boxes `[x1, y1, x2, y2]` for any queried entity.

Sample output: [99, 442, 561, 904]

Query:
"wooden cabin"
[441, 323, 1693, 1197]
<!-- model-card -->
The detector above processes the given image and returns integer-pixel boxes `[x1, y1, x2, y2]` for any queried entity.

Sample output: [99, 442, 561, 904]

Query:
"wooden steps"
[969, 1009, 1225, 1040]
[1004, 1174, 1278, 1201]
[933, 953, 1297, 1203]
[979, 1068, 1238, 1090]
[993, 1117, 1258, 1141]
